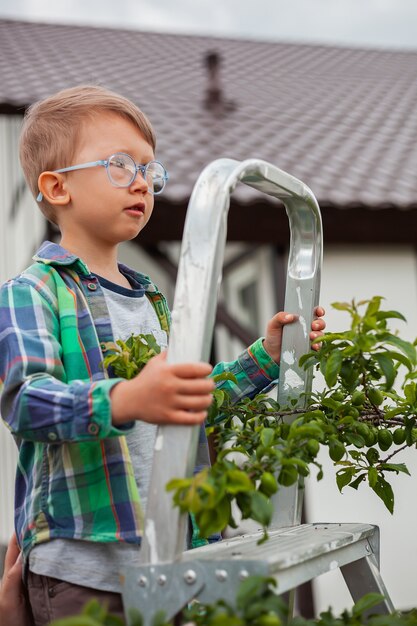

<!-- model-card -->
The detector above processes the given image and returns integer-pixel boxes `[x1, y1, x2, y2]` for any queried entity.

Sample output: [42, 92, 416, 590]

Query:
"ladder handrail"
[139, 158, 322, 565]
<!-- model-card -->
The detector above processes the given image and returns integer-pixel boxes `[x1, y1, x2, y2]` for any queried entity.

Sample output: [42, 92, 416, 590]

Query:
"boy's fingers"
[178, 379, 215, 394]
[314, 306, 325, 317]
[312, 319, 326, 331]
[173, 394, 213, 411]
[270, 311, 297, 328]
[171, 362, 213, 378]
[169, 410, 208, 425]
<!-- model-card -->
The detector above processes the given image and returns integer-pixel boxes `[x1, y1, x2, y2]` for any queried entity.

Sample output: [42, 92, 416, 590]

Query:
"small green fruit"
[352, 391, 366, 406]
[368, 388, 384, 407]
[364, 427, 377, 447]
[356, 423, 370, 439]
[260, 472, 278, 497]
[329, 439, 346, 462]
[257, 614, 282, 626]
[306, 439, 320, 456]
[393, 428, 406, 445]
[378, 428, 393, 451]
[278, 465, 298, 487]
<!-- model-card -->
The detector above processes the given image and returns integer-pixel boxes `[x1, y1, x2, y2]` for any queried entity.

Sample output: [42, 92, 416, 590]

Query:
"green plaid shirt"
[0, 242, 279, 561]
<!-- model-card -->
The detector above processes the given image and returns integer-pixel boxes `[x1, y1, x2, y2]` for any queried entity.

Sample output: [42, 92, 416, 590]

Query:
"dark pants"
[27, 571, 125, 625]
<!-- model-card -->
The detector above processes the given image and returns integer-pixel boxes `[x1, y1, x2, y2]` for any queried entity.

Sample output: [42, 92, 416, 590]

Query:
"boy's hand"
[0, 534, 32, 626]
[263, 306, 326, 364]
[111, 352, 215, 426]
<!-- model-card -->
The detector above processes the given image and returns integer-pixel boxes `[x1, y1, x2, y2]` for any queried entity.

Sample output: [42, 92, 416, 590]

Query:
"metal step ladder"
[121, 158, 394, 624]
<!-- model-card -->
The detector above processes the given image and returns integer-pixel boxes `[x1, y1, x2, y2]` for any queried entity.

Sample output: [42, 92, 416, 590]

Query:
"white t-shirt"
[29, 274, 168, 593]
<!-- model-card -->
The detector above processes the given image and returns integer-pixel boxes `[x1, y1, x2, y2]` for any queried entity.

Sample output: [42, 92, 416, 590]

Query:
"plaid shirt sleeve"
[0, 277, 130, 443]
[212, 337, 280, 403]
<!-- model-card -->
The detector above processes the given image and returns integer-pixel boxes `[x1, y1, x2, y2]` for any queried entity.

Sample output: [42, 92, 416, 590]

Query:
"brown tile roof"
[1, 18, 417, 209]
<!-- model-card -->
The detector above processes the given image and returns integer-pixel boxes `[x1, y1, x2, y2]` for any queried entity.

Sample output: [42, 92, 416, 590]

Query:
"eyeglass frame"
[36, 152, 169, 202]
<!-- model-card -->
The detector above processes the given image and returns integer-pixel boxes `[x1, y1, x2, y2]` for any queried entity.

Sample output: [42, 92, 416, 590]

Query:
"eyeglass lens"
[107, 154, 166, 193]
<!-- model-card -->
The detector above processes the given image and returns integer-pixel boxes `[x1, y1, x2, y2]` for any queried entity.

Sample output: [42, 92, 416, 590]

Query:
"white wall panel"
[307, 244, 417, 613]
[0, 115, 45, 544]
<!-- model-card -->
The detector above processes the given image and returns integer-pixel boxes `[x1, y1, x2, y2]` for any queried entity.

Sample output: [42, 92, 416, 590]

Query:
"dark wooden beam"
[142, 244, 256, 346]
[0, 104, 27, 115]
[44, 197, 417, 245]
[136, 198, 417, 245]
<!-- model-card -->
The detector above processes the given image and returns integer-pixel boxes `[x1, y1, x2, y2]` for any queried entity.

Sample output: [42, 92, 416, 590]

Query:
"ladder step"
[183, 523, 376, 586]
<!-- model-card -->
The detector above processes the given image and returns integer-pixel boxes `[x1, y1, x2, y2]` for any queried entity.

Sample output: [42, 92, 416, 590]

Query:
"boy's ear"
[38, 172, 71, 206]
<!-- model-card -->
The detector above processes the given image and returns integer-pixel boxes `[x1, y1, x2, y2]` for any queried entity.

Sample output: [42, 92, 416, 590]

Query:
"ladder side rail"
[139, 159, 323, 566]
[270, 194, 323, 528]
[139, 158, 236, 566]
[340, 556, 395, 614]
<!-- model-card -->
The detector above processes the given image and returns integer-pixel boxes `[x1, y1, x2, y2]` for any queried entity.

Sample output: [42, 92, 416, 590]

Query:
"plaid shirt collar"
[33, 240, 158, 293]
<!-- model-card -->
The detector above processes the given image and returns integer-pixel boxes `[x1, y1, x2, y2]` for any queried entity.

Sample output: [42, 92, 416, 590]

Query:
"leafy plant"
[102, 334, 161, 380]
[101, 299, 417, 540]
[49, 578, 417, 626]
[166, 297, 417, 539]
[49, 598, 124, 625]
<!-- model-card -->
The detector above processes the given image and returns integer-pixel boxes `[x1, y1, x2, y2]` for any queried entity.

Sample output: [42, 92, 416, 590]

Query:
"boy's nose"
[130, 171, 149, 194]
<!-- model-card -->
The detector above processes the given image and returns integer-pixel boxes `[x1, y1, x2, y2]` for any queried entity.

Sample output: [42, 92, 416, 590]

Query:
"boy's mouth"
[124, 203, 145, 215]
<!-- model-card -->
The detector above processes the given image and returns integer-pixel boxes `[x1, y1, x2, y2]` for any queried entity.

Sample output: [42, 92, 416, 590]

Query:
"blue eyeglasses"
[36, 152, 169, 201]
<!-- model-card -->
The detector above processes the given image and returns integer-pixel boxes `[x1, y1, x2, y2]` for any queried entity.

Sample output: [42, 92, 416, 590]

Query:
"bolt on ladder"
[121, 158, 394, 624]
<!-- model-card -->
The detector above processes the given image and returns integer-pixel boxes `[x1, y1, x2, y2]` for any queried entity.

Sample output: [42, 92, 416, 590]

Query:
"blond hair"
[19, 85, 156, 225]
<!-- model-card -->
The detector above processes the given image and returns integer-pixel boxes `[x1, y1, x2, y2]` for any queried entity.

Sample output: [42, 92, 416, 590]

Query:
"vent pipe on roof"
[204, 51, 235, 114]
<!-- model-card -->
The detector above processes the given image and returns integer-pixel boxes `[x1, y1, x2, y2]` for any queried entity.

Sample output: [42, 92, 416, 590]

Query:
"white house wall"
[216, 242, 417, 613]
[0, 115, 45, 545]
[307, 244, 417, 613]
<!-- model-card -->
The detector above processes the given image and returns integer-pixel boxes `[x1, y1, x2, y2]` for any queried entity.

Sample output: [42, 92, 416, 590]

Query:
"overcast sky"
[0, 0, 416, 50]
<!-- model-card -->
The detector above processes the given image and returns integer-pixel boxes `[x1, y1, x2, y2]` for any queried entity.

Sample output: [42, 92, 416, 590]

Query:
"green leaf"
[348, 473, 366, 490]
[379, 334, 416, 365]
[371, 476, 394, 513]
[144, 334, 161, 353]
[352, 592, 385, 617]
[375, 352, 396, 390]
[198, 496, 231, 536]
[368, 467, 378, 488]
[345, 432, 365, 448]
[236, 575, 277, 611]
[226, 469, 255, 494]
[324, 349, 343, 388]
[383, 350, 413, 371]
[404, 383, 417, 404]
[336, 468, 356, 491]
[48, 618, 100, 626]
[128, 608, 143, 626]
[321, 397, 342, 411]
[213, 372, 238, 384]
[213, 389, 225, 408]
[365, 296, 383, 318]
[379, 463, 410, 476]
[376, 310, 407, 322]
[331, 301, 353, 312]
[165, 477, 191, 492]
[248, 491, 273, 526]
[260, 427, 275, 448]
[299, 352, 317, 368]
[288, 423, 323, 440]
[151, 610, 169, 626]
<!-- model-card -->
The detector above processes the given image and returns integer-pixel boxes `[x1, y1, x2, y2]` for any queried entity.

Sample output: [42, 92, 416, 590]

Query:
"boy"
[0, 85, 325, 624]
